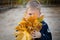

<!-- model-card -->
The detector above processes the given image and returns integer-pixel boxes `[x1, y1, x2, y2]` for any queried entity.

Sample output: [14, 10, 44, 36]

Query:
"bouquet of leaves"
[15, 15, 44, 40]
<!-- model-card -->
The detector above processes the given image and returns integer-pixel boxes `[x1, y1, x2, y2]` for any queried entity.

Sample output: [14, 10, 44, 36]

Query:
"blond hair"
[26, 0, 40, 10]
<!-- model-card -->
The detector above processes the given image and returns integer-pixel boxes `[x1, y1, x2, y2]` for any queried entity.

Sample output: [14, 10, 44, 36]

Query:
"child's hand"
[31, 30, 41, 39]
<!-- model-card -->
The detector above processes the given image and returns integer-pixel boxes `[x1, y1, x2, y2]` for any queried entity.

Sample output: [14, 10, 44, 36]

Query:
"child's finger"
[31, 33, 35, 36]
[31, 35, 37, 39]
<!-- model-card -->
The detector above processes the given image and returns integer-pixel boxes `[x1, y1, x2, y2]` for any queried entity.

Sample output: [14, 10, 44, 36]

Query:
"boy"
[24, 0, 52, 40]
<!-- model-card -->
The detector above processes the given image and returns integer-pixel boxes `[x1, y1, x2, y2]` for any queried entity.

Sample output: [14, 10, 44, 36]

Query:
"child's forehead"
[27, 8, 39, 11]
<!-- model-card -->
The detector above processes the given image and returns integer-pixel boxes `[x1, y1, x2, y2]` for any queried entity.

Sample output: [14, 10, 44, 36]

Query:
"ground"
[0, 6, 60, 40]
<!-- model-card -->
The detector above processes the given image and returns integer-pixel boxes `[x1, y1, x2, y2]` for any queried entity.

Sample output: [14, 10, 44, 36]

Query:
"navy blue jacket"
[35, 21, 52, 40]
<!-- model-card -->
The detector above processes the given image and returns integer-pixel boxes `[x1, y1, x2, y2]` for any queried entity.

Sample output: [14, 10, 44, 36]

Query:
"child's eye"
[29, 13, 32, 15]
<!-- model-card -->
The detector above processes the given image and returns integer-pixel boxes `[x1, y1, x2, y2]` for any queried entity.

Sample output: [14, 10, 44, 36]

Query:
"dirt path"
[0, 7, 60, 40]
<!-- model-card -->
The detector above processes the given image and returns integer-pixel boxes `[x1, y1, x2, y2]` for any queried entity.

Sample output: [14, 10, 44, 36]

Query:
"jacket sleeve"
[39, 21, 52, 40]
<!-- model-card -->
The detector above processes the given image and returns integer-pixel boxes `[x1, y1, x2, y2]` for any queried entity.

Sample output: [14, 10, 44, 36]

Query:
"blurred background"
[0, 0, 60, 40]
[0, 0, 60, 10]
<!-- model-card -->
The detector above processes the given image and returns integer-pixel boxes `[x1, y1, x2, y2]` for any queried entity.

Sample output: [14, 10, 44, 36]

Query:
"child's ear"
[24, 9, 28, 16]
[24, 12, 27, 17]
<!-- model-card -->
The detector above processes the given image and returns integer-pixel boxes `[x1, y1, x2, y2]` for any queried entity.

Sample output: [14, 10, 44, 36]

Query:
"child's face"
[25, 8, 41, 19]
